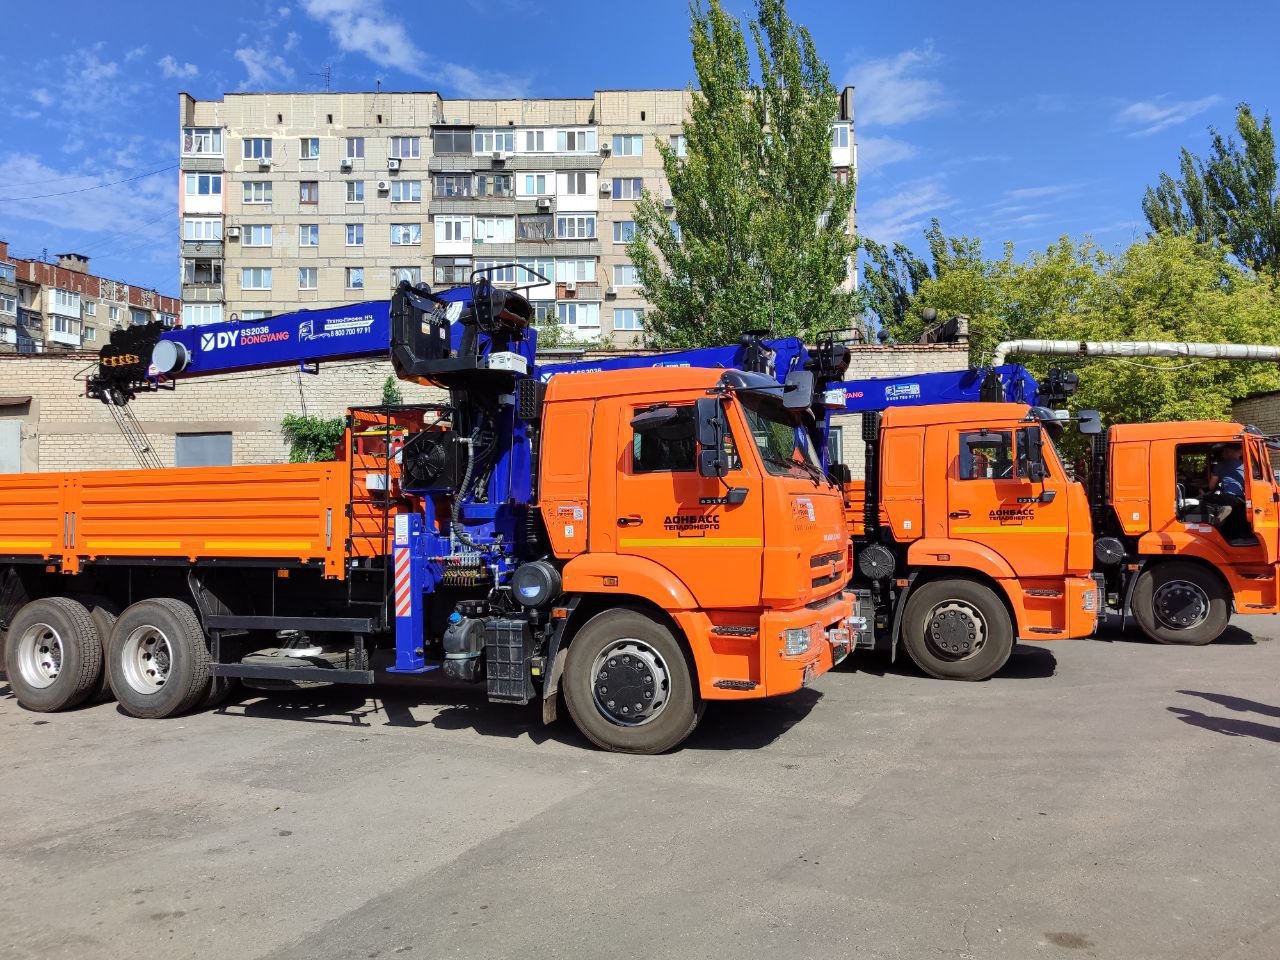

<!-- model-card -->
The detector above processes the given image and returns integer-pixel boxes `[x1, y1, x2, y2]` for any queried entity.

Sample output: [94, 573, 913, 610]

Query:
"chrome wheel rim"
[120, 626, 172, 695]
[590, 639, 670, 726]
[15, 622, 63, 689]
[1153, 579, 1210, 631]
[925, 601, 987, 662]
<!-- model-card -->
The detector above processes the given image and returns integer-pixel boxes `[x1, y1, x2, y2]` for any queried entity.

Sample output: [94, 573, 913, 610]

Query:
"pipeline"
[990, 339, 1280, 368]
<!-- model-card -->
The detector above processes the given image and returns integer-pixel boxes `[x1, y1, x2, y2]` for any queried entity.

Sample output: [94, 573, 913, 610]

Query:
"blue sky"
[0, 0, 1274, 297]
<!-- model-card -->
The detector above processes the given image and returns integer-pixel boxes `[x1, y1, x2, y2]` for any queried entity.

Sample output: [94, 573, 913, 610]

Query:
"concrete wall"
[0, 344, 969, 474]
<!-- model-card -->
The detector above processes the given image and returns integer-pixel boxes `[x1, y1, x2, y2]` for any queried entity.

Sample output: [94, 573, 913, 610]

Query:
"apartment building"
[0, 240, 179, 355]
[179, 88, 857, 342]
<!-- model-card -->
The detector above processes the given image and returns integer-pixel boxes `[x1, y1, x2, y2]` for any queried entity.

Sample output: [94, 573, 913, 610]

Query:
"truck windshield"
[738, 392, 825, 481]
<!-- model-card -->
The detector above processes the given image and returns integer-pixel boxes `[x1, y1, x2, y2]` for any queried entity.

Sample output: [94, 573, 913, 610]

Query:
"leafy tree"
[1143, 103, 1279, 276]
[380, 375, 404, 406]
[627, 0, 857, 348]
[280, 413, 345, 463]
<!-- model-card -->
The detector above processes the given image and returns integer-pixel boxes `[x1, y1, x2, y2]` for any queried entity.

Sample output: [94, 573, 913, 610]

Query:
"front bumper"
[757, 591, 856, 696]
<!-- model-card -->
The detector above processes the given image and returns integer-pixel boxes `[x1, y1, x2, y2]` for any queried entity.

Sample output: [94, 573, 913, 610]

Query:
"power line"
[0, 162, 178, 191]
[0, 163, 177, 203]
[76, 207, 178, 255]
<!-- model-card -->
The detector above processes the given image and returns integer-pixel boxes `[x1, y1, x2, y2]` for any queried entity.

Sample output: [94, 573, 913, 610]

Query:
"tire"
[69, 594, 119, 702]
[901, 579, 1014, 681]
[563, 609, 704, 754]
[3, 597, 104, 712]
[107, 598, 211, 719]
[1131, 561, 1229, 646]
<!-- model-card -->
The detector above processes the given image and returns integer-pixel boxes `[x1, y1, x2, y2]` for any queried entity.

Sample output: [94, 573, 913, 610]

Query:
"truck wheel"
[107, 598, 211, 719]
[901, 579, 1014, 681]
[70, 594, 119, 702]
[563, 609, 704, 754]
[1131, 562, 1229, 645]
[3, 597, 104, 712]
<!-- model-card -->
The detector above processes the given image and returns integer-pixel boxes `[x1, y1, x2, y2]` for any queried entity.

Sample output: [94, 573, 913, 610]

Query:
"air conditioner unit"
[340, 157, 353, 170]
[377, 180, 391, 193]
[258, 158, 272, 169]
[605, 286, 618, 298]
[663, 198, 675, 211]
[536, 197, 551, 210]
[226, 226, 241, 239]
[492, 150, 509, 163]
[387, 158, 401, 171]
[565, 281, 577, 292]
[600, 142, 612, 155]
[599, 180, 612, 195]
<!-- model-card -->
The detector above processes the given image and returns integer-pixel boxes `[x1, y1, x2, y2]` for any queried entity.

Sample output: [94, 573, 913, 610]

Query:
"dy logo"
[200, 330, 240, 351]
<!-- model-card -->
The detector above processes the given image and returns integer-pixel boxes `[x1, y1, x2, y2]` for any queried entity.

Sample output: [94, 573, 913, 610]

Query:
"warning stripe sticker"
[394, 548, 411, 618]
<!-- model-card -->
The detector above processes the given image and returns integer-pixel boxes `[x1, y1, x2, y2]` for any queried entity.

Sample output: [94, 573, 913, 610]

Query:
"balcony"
[182, 240, 224, 258]
[47, 326, 81, 348]
[181, 156, 225, 174]
[431, 197, 543, 216]
[429, 154, 601, 173]
[182, 284, 224, 302]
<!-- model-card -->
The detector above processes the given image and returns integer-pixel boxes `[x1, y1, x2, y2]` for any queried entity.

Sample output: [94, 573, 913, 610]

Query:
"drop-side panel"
[0, 474, 64, 560]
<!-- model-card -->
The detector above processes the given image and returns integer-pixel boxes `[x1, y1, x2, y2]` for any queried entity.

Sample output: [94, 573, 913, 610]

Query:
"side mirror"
[630, 406, 680, 434]
[1022, 426, 1046, 483]
[783, 370, 815, 410]
[694, 396, 728, 478]
[1076, 410, 1102, 435]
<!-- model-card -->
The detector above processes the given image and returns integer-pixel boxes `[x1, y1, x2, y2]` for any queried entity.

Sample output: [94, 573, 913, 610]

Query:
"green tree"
[280, 413, 345, 463]
[627, 0, 857, 348]
[1143, 103, 1280, 276]
[380, 375, 403, 406]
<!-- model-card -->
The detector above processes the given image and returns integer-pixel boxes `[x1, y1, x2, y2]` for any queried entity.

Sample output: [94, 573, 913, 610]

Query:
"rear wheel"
[107, 598, 211, 719]
[4, 597, 103, 712]
[563, 609, 703, 754]
[70, 594, 119, 702]
[1132, 561, 1229, 645]
[901, 579, 1014, 681]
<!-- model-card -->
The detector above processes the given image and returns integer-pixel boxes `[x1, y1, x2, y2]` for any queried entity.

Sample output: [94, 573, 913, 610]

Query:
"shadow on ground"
[842, 643, 1057, 681]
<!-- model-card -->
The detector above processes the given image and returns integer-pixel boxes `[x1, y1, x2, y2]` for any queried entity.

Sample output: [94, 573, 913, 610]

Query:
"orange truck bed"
[0, 462, 382, 578]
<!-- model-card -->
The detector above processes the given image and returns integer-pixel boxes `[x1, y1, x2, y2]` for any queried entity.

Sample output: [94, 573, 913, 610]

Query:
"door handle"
[617, 515, 643, 527]
[949, 510, 971, 519]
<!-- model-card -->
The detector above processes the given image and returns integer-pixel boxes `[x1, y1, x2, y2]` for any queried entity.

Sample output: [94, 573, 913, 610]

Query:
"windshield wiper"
[762, 452, 823, 486]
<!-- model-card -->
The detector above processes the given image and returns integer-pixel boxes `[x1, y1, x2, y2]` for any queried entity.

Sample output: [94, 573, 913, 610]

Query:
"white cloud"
[235, 43, 297, 90]
[125, 46, 148, 63]
[158, 55, 199, 80]
[1004, 183, 1075, 200]
[846, 44, 950, 128]
[858, 176, 955, 244]
[0, 152, 172, 237]
[299, 0, 527, 97]
[1115, 95, 1221, 136]
[857, 135, 917, 174]
[31, 88, 53, 107]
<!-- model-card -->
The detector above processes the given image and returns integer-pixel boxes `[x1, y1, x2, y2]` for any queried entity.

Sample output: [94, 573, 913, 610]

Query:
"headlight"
[1083, 590, 1097, 612]
[783, 626, 813, 656]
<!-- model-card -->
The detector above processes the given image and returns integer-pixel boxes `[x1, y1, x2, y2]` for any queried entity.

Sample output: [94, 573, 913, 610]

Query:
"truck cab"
[847, 402, 1099, 680]
[1096, 422, 1280, 644]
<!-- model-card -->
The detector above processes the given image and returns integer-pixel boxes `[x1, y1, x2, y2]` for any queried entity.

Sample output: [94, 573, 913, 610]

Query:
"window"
[176, 432, 232, 468]
[0, 261, 14, 283]
[555, 258, 594, 283]
[556, 214, 596, 239]
[83, 301, 97, 316]
[300, 137, 320, 159]
[517, 214, 552, 241]
[393, 266, 421, 286]
[435, 216, 472, 243]
[182, 303, 223, 326]
[531, 301, 555, 323]
[243, 224, 272, 247]
[52, 315, 80, 336]
[391, 223, 422, 245]
[434, 257, 472, 285]
[562, 171, 588, 195]
[521, 173, 550, 195]
[183, 127, 222, 155]
[389, 135, 421, 159]
[474, 129, 515, 153]
[613, 263, 639, 286]
[959, 431, 1015, 480]
[182, 259, 222, 284]
[390, 179, 422, 202]
[241, 267, 272, 290]
[346, 180, 365, 202]
[0, 294, 16, 315]
[299, 181, 319, 204]
[242, 310, 270, 321]
[523, 130, 546, 152]
[109, 306, 120, 322]
[612, 134, 643, 156]
[669, 134, 687, 157]
[346, 223, 364, 246]
[431, 129, 471, 155]
[613, 177, 643, 200]
[613, 220, 636, 243]
[474, 216, 514, 244]
[83, 326, 97, 342]
[831, 124, 850, 149]
[183, 217, 222, 241]
[346, 267, 364, 290]
[242, 137, 272, 160]
[631, 405, 696, 473]
[185, 173, 222, 196]
[345, 137, 365, 159]
[741, 391, 822, 478]
[130, 308, 149, 326]
[433, 173, 472, 197]
[557, 128, 597, 153]
[475, 173, 514, 197]
[613, 307, 644, 331]
[159, 312, 178, 328]
[298, 267, 318, 290]
[242, 180, 271, 203]
[475, 260, 517, 283]
[299, 223, 319, 246]
[557, 301, 600, 328]
[671, 220, 683, 241]
[518, 258, 553, 286]
[52, 289, 80, 315]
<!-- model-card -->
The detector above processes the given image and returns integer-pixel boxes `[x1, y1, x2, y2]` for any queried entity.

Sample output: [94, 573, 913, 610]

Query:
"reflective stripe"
[620, 537, 763, 547]
[950, 526, 1067, 534]
[202, 540, 315, 551]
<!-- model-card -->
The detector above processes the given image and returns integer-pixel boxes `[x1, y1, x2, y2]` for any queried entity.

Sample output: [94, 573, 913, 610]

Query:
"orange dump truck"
[1089, 420, 1280, 644]
[0, 367, 854, 754]
[841, 402, 1100, 680]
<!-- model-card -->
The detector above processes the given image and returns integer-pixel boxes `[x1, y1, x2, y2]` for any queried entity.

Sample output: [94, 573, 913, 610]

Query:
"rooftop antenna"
[309, 63, 332, 91]
[375, 78, 382, 94]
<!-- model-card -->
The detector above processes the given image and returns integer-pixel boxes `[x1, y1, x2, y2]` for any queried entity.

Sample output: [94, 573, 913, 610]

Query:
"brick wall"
[0, 343, 970, 474]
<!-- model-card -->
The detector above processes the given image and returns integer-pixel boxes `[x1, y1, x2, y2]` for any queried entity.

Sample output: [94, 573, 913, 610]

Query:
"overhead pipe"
[990, 339, 1280, 368]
